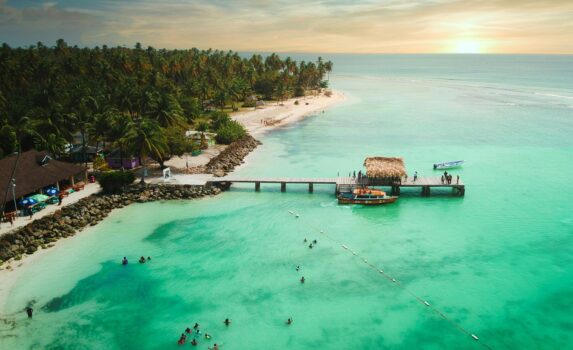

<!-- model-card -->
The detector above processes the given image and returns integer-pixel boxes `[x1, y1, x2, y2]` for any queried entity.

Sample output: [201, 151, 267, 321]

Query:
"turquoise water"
[2, 55, 573, 349]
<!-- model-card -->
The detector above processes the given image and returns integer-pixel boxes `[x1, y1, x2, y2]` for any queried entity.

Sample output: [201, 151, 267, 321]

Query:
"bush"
[215, 120, 246, 144]
[97, 171, 135, 194]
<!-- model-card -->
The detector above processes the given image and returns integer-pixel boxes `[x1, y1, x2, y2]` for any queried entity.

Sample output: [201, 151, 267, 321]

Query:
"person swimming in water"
[224, 318, 231, 326]
[296, 265, 300, 271]
[300, 276, 305, 283]
[286, 318, 293, 325]
[312, 239, 317, 244]
[309, 243, 313, 249]
[122, 257, 128, 265]
[25, 306, 33, 319]
[303, 238, 307, 243]
[185, 327, 192, 334]
[191, 338, 198, 346]
[193, 322, 200, 330]
[147, 256, 151, 261]
[177, 333, 187, 345]
[139, 256, 146, 264]
[204, 333, 212, 340]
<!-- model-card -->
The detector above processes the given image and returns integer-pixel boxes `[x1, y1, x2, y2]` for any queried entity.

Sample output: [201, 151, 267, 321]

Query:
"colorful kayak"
[433, 160, 464, 170]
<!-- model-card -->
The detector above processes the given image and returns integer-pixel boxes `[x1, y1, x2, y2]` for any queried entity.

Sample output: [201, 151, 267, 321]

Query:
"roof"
[364, 157, 406, 178]
[0, 150, 86, 205]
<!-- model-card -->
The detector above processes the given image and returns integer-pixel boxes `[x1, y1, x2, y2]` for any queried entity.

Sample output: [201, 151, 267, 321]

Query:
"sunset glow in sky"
[1, 0, 572, 53]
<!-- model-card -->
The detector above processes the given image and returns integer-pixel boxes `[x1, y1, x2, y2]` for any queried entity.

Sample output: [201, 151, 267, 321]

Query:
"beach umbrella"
[18, 198, 38, 207]
[45, 187, 58, 196]
[29, 194, 50, 202]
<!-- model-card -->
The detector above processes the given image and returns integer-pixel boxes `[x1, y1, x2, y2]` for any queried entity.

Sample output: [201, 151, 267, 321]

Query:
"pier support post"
[255, 182, 260, 192]
[281, 182, 286, 192]
[422, 186, 430, 197]
[308, 183, 313, 193]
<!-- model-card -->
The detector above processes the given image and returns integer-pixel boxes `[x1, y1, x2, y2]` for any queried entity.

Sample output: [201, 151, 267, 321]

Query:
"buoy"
[424, 301, 430, 306]
[471, 334, 479, 341]
[378, 269, 384, 273]
[295, 214, 299, 218]
[363, 258, 368, 263]
[391, 278, 397, 283]
[288, 210, 294, 215]
[341, 245, 348, 250]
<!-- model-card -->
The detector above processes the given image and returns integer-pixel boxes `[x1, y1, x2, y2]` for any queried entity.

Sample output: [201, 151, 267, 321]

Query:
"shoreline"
[0, 90, 345, 313]
[232, 90, 345, 136]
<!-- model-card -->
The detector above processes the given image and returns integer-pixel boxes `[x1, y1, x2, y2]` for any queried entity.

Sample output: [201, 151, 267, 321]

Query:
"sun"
[453, 39, 483, 54]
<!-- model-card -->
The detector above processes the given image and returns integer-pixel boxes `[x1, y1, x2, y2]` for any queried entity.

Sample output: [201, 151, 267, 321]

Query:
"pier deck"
[207, 176, 464, 196]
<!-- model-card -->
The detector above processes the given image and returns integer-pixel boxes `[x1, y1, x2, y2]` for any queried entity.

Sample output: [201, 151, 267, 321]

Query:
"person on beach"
[25, 306, 33, 319]
[57, 194, 63, 206]
[122, 257, 128, 265]
[224, 318, 231, 326]
[413, 171, 418, 182]
[300, 276, 305, 283]
[286, 318, 293, 325]
[27, 205, 33, 220]
[139, 256, 146, 264]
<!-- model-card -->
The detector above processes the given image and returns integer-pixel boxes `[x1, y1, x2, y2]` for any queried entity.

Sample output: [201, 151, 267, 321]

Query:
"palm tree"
[126, 118, 167, 183]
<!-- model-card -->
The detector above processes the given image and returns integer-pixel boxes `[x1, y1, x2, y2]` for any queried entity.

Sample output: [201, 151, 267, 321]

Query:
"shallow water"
[1, 55, 573, 349]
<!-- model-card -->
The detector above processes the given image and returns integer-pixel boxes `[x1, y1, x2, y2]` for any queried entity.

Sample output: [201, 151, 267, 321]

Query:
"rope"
[288, 210, 492, 350]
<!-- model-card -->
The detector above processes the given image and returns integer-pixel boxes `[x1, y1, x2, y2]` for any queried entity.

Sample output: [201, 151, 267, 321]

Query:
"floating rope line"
[287, 210, 492, 350]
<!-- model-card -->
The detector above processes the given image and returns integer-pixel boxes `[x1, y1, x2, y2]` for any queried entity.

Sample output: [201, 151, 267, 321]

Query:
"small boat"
[338, 188, 398, 205]
[433, 160, 464, 170]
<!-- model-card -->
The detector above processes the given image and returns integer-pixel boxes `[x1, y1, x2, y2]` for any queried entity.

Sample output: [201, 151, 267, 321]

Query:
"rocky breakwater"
[0, 184, 220, 266]
[206, 135, 261, 177]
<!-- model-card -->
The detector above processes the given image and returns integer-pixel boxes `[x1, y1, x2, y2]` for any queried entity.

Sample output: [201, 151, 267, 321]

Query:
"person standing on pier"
[456, 175, 460, 184]
[441, 175, 444, 184]
[413, 171, 418, 182]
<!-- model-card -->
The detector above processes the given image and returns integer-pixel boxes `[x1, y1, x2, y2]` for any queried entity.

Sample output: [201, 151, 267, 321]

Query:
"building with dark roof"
[0, 150, 87, 208]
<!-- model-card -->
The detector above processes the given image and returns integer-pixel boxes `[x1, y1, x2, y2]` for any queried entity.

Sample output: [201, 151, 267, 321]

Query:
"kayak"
[433, 160, 464, 170]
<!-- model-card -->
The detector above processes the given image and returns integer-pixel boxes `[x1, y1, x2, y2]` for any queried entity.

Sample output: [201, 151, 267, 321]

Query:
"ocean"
[1, 54, 572, 349]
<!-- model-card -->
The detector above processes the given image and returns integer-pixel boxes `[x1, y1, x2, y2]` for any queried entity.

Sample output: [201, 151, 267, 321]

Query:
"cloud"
[0, 0, 572, 53]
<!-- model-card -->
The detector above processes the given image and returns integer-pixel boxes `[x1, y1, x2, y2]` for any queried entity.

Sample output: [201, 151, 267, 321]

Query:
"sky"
[0, 0, 572, 54]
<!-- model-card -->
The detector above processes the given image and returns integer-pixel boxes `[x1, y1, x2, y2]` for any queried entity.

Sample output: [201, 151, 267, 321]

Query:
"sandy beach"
[232, 91, 345, 136]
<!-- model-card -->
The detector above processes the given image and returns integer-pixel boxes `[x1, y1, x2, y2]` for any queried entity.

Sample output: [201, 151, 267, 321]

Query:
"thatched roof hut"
[364, 157, 406, 178]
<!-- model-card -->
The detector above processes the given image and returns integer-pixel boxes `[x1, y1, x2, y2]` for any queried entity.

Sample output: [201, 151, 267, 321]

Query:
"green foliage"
[97, 171, 135, 193]
[209, 111, 232, 131]
[0, 39, 333, 159]
[215, 120, 246, 144]
[164, 126, 189, 157]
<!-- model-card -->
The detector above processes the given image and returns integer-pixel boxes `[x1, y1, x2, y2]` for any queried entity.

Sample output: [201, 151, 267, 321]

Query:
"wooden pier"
[207, 176, 464, 196]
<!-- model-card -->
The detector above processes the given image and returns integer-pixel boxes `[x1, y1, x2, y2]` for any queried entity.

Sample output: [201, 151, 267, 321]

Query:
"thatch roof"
[364, 157, 406, 178]
[0, 150, 86, 206]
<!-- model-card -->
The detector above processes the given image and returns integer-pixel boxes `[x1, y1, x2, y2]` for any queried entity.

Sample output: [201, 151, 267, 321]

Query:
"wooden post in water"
[255, 182, 260, 192]
[308, 183, 313, 193]
[281, 182, 286, 192]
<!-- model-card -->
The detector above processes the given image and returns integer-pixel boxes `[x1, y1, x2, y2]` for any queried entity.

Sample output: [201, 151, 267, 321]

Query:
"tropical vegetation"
[0, 39, 333, 166]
